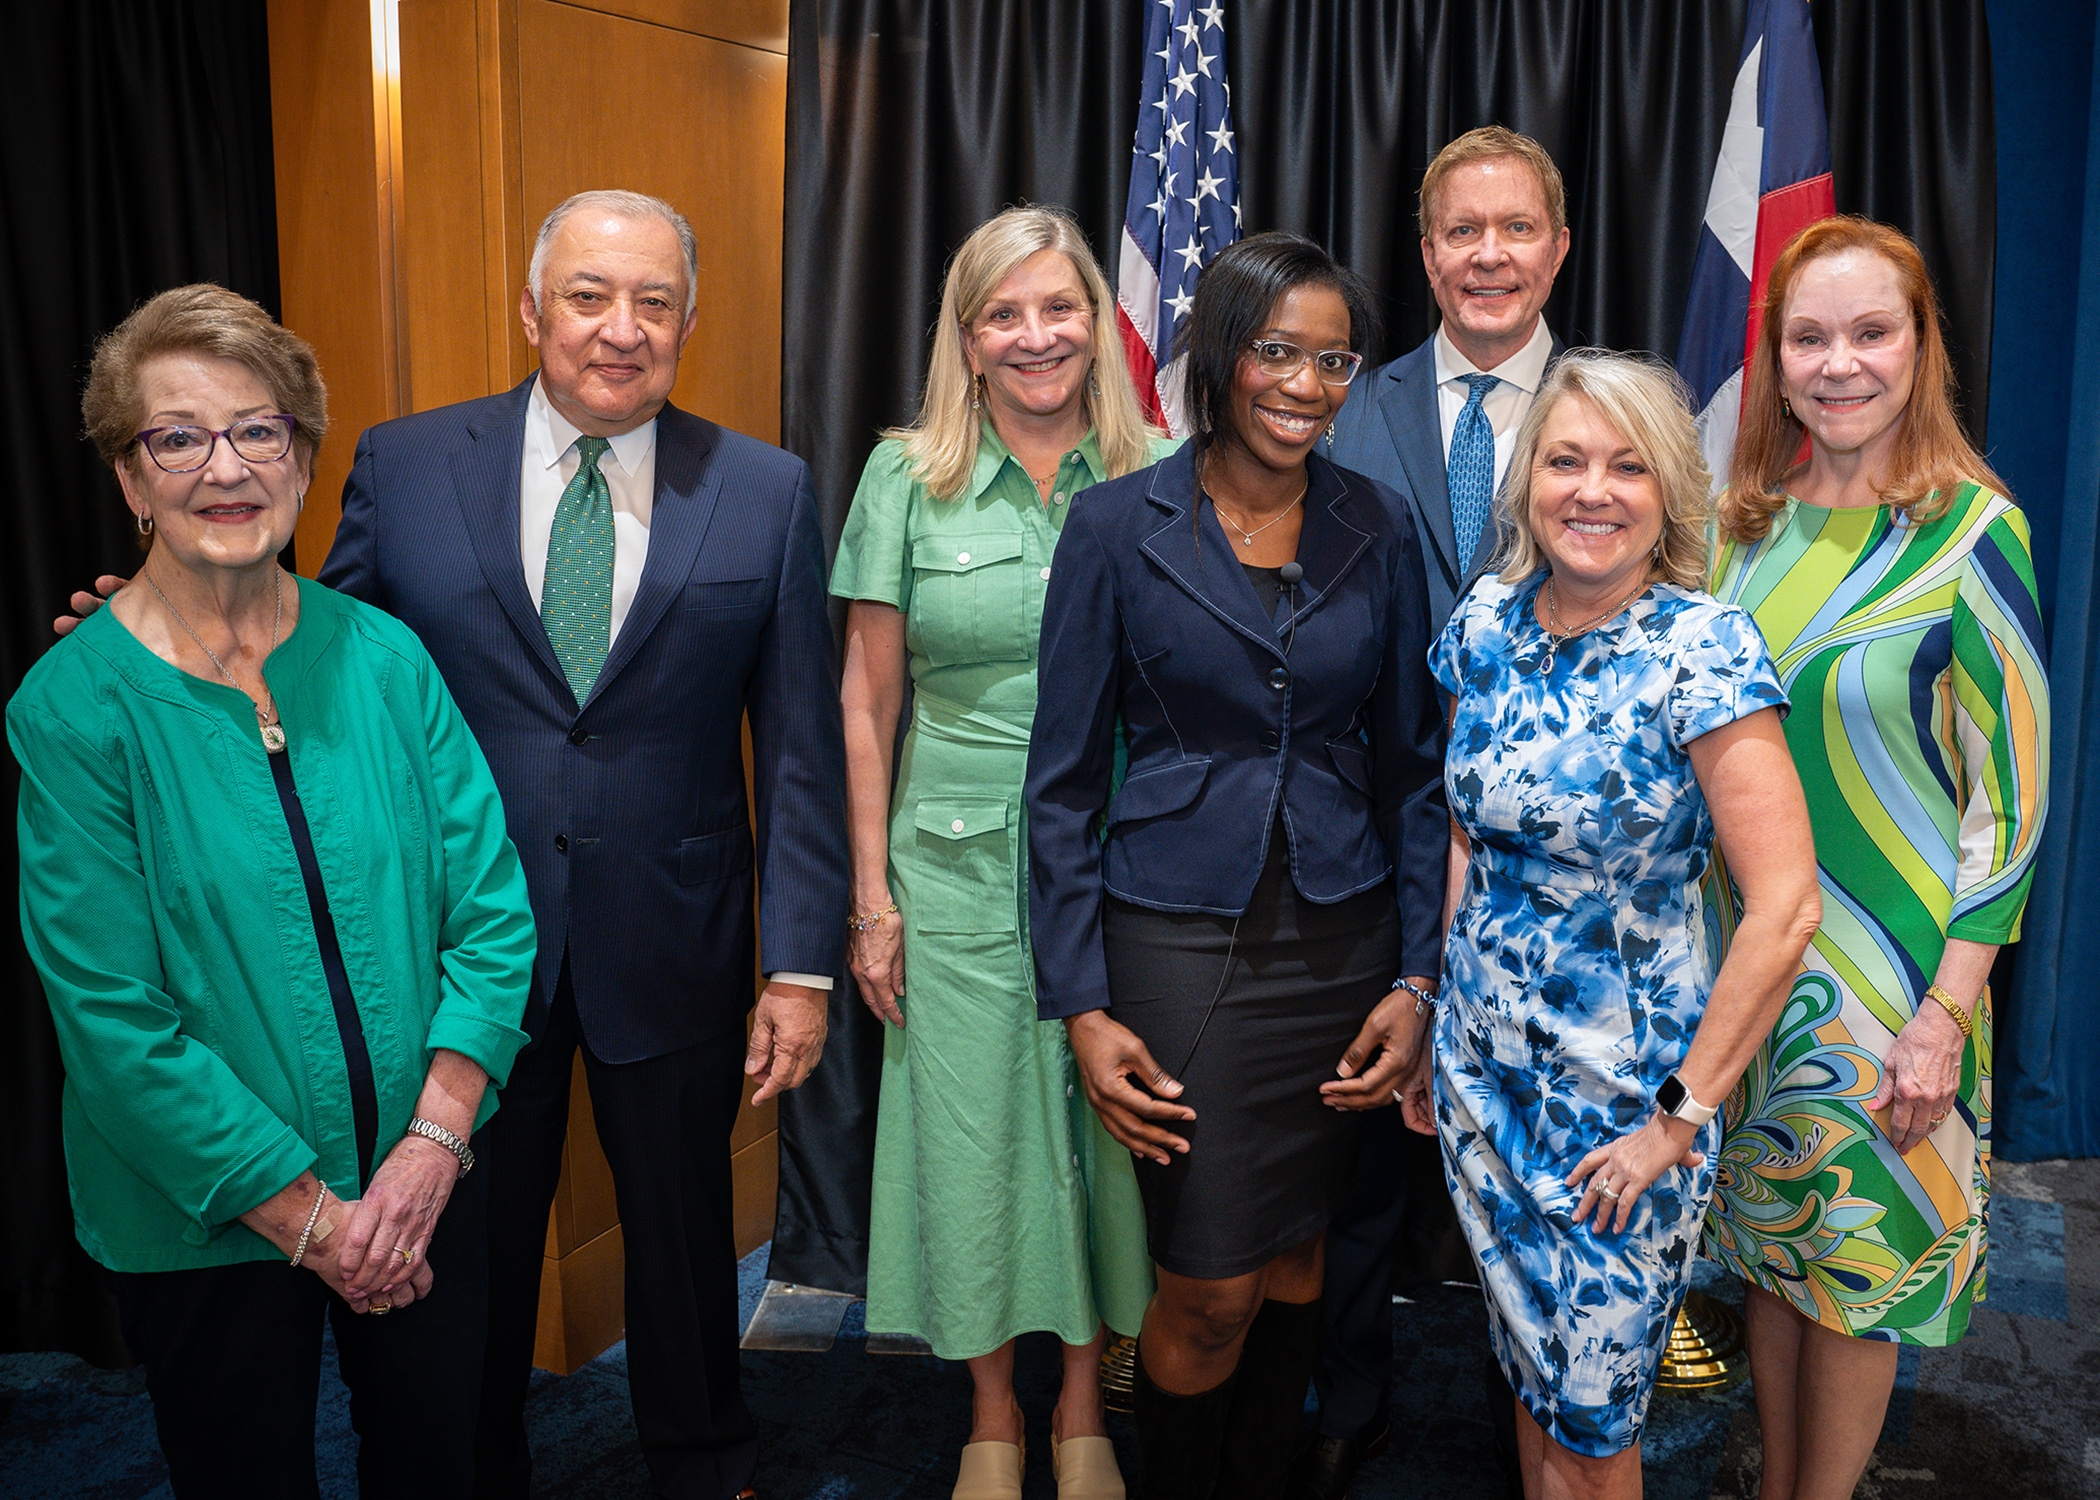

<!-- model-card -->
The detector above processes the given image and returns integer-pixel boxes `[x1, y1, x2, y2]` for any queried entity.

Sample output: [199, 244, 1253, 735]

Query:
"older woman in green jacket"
[11, 285, 534, 1497]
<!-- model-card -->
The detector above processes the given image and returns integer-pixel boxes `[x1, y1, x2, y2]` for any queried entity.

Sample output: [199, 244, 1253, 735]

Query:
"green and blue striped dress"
[1702, 481, 2048, 1344]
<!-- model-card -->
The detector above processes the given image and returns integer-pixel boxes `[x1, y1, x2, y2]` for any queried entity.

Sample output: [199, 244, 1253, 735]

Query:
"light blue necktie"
[1447, 373, 1501, 567]
[542, 435, 614, 700]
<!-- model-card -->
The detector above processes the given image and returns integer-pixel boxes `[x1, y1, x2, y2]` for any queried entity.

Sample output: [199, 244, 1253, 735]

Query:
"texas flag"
[1675, 0, 1836, 487]
[1116, 0, 1241, 436]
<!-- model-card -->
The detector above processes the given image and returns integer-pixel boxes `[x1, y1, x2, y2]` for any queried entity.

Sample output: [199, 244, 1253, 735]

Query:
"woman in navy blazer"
[1026, 235, 1446, 1496]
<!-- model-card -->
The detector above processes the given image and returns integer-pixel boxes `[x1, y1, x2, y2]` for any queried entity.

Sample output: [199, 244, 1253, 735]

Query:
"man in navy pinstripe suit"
[320, 190, 848, 1500]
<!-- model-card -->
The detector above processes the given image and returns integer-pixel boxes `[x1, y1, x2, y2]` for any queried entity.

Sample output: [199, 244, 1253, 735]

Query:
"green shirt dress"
[831, 426, 1167, 1357]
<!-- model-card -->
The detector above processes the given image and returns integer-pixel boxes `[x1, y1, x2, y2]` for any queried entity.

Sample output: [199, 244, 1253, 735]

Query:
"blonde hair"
[887, 206, 1159, 499]
[1721, 216, 2007, 542]
[1491, 348, 1711, 591]
[1420, 126, 1568, 239]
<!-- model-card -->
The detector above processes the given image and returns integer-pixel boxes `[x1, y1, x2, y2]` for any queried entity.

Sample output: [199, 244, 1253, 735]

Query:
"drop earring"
[1781, 395, 1793, 420]
[1088, 366, 1101, 400]
[970, 374, 982, 413]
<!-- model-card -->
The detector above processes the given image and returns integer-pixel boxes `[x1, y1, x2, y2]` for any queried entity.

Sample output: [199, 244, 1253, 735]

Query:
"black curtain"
[1, 0, 280, 1361]
[773, 0, 1999, 1290]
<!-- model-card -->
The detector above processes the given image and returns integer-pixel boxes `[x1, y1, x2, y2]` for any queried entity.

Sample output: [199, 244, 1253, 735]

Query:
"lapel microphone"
[1278, 561, 1303, 656]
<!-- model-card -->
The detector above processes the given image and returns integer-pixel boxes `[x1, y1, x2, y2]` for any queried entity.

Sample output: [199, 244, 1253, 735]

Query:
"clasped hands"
[1064, 981, 1435, 1167]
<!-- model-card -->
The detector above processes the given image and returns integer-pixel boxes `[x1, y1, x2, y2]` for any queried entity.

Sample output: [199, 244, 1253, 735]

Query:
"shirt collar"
[964, 419, 1108, 501]
[526, 375, 658, 476]
[1432, 318, 1555, 396]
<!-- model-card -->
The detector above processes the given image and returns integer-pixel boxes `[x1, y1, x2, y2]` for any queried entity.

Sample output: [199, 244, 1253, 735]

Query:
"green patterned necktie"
[542, 434, 614, 699]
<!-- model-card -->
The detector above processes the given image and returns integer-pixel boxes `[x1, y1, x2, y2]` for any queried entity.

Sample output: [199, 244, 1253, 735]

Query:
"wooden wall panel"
[267, 0, 401, 573]
[515, 0, 786, 443]
[394, 0, 513, 410]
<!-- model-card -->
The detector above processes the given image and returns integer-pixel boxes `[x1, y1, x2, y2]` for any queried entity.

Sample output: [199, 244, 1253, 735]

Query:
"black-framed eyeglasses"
[134, 415, 298, 474]
[1247, 340, 1364, 386]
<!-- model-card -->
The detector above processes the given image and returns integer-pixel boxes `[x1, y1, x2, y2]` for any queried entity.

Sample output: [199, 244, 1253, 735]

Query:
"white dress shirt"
[520, 378, 657, 642]
[1432, 318, 1557, 489]
[519, 380, 831, 993]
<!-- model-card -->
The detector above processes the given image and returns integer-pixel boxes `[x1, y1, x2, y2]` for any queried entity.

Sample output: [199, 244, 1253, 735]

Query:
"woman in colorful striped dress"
[1704, 217, 2050, 1500]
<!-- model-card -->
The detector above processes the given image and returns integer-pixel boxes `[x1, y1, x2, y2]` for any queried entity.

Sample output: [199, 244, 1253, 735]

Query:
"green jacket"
[10, 579, 534, 1272]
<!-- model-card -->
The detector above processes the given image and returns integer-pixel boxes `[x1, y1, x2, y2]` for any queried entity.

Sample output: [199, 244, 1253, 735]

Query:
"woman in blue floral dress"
[1396, 351, 1821, 1497]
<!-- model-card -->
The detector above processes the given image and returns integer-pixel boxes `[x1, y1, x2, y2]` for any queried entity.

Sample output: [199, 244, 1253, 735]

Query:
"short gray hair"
[527, 190, 697, 311]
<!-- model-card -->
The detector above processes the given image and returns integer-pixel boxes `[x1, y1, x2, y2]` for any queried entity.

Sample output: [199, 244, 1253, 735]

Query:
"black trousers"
[475, 964, 756, 1500]
[107, 1164, 488, 1499]
[1316, 1103, 1521, 1494]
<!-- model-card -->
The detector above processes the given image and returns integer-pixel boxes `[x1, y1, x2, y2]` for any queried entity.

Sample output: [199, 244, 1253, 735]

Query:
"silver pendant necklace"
[145, 566, 286, 753]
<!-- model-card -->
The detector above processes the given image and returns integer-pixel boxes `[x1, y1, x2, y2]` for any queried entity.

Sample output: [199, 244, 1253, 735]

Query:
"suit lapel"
[1284, 455, 1376, 627]
[1379, 347, 1462, 591]
[1137, 451, 1286, 661]
[455, 381, 569, 691]
[590, 404, 723, 702]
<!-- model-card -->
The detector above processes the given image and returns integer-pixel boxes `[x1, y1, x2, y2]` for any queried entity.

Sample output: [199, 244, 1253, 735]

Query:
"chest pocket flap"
[910, 533, 1026, 574]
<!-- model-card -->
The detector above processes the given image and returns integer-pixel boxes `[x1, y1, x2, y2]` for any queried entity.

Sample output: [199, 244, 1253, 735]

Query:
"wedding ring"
[369, 1296, 393, 1316]
[1392, 1089, 1405, 1103]
[393, 1246, 415, 1265]
[1599, 1186, 1622, 1201]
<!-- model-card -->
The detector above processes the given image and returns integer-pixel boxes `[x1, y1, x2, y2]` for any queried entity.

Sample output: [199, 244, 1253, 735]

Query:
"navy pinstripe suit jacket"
[320, 376, 848, 1064]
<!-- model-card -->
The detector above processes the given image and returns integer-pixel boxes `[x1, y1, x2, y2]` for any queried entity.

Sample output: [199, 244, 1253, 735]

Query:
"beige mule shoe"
[1051, 1433, 1126, 1500]
[953, 1439, 1024, 1500]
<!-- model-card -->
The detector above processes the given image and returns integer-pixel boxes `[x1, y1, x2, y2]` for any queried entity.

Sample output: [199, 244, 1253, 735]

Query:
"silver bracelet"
[289, 1186, 328, 1268]
[405, 1116, 475, 1176]
[1393, 977, 1439, 1016]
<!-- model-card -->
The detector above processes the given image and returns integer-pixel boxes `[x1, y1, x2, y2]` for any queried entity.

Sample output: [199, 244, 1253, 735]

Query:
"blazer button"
[1260, 730, 1280, 751]
[568, 727, 590, 745]
[554, 833, 569, 853]
[1268, 667, 1289, 690]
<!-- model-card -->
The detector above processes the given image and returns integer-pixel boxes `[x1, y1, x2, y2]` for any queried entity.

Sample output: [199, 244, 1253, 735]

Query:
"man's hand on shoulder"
[745, 980, 827, 1103]
[54, 575, 128, 636]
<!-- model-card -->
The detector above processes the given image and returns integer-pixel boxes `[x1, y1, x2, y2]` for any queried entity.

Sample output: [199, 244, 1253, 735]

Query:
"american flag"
[1675, 0, 1834, 486]
[1116, 0, 1241, 437]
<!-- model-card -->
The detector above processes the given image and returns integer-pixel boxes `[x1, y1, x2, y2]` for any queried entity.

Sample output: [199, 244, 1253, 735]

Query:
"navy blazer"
[320, 377, 848, 1064]
[1324, 331, 1563, 626]
[1025, 446, 1446, 1021]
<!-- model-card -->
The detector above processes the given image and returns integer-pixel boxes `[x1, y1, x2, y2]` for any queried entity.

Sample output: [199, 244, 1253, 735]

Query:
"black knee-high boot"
[1134, 1345, 1237, 1500]
[1215, 1298, 1324, 1500]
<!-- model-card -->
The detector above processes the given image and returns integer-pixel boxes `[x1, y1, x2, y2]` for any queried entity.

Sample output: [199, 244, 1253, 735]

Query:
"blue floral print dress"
[1429, 575, 1787, 1455]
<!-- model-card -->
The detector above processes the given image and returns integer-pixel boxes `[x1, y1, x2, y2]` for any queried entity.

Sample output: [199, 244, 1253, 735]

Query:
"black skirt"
[1102, 820, 1402, 1279]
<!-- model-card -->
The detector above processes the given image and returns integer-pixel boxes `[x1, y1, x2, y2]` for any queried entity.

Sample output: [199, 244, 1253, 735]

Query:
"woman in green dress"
[1704, 217, 2050, 1500]
[832, 207, 1170, 1500]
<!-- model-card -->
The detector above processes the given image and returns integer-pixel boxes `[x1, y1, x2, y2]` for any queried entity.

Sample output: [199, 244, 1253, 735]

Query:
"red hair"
[1721, 216, 2006, 542]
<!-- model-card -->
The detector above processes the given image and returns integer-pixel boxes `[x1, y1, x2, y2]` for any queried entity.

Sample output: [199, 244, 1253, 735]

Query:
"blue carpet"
[5, 1163, 2088, 1498]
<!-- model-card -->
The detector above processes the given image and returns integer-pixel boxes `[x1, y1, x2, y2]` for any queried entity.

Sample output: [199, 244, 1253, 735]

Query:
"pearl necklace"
[1539, 574, 1649, 672]
[145, 566, 286, 753]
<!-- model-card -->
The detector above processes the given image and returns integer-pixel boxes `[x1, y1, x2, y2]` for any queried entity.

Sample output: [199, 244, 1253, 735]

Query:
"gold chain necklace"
[145, 566, 286, 753]
[1212, 484, 1307, 546]
[1540, 574, 1649, 672]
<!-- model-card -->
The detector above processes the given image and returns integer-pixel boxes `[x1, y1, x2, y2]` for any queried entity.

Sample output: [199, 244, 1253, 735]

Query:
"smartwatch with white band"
[1655, 1073, 1716, 1127]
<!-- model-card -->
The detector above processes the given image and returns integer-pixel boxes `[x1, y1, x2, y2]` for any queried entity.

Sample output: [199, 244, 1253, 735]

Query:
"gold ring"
[369, 1296, 393, 1315]
[394, 1245, 415, 1265]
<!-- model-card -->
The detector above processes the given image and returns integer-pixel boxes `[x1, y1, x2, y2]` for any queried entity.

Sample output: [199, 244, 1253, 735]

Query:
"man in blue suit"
[321, 190, 847, 1500]
[1306, 129, 1568, 1499]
